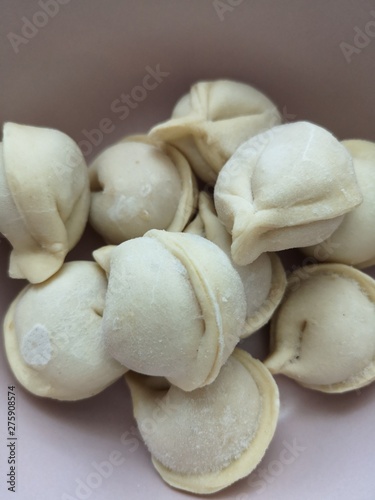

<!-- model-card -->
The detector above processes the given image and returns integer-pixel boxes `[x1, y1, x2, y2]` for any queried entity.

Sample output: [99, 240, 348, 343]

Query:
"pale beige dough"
[185, 191, 286, 337]
[125, 348, 279, 494]
[89, 136, 197, 244]
[3, 261, 127, 400]
[100, 230, 247, 391]
[0, 122, 90, 283]
[149, 79, 281, 184]
[302, 139, 375, 268]
[214, 121, 362, 266]
[266, 263, 375, 393]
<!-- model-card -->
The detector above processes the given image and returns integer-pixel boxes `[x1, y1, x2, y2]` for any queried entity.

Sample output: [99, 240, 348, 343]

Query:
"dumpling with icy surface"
[89, 136, 197, 244]
[214, 121, 362, 265]
[98, 230, 247, 391]
[125, 349, 279, 494]
[4, 261, 127, 400]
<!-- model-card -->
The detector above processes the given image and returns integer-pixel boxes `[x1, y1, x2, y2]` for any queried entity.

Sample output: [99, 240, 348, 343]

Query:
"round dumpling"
[89, 136, 197, 244]
[99, 230, 247, 391]
[125, 349, 279, 494]
[266, 263, 375, 393]
[214, 121, 362, 265]
[3, 261, 127, 400]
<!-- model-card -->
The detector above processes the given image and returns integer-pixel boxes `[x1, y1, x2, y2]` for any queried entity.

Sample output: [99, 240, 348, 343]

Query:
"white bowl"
[1, 1, 375, 499]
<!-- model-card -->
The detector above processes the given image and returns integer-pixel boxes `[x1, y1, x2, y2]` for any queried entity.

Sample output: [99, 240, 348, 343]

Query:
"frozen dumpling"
[3, 261, 127, 400]
[0, 122, 90, 283]
[89, 136, 197, 244]
[149, 80, 281, 184]
[100, 230, 247, 391]
[125, 349, 279, 494]
[302, 139, 375, 268]
[265, 263, 375, 393]
[185, 191, 286, 337]
[214, 121, 363, 266]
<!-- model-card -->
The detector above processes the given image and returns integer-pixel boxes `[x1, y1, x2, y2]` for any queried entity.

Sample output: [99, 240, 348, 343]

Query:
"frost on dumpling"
[101, 230, 247, 391]
[89, 136, 197, 244]
[125, 349, 279, 494]
[4, 261, 127, 400]
[0, 122, 90, 283]
[149, 80, 281, 184]
[214, 121, 363, 266]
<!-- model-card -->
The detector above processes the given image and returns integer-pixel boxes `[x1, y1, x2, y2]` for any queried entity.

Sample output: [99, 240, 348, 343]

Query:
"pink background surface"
[1, 1, 375, 499]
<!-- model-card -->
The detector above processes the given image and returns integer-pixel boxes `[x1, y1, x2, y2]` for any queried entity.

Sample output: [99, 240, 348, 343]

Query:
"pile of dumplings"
[1, 79, 375, 495]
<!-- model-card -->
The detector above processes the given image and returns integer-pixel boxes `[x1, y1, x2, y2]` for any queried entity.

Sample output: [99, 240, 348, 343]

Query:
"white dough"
[89, 137, 197, 244]
[214, 121, 362, 265]
[126, 349, 279, 494]
[4, 261, 127, 400]
[0, 123, 90, 283]
[101, 230, 247, 391]
[149, 80, 281, 184]
[185, 192, 286, 336]
[266, 264, 375, 392]
[302, 139, 375, 268]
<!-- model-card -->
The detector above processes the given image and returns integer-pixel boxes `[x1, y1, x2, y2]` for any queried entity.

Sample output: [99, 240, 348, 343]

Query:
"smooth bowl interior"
[1, 1, 375, 499]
